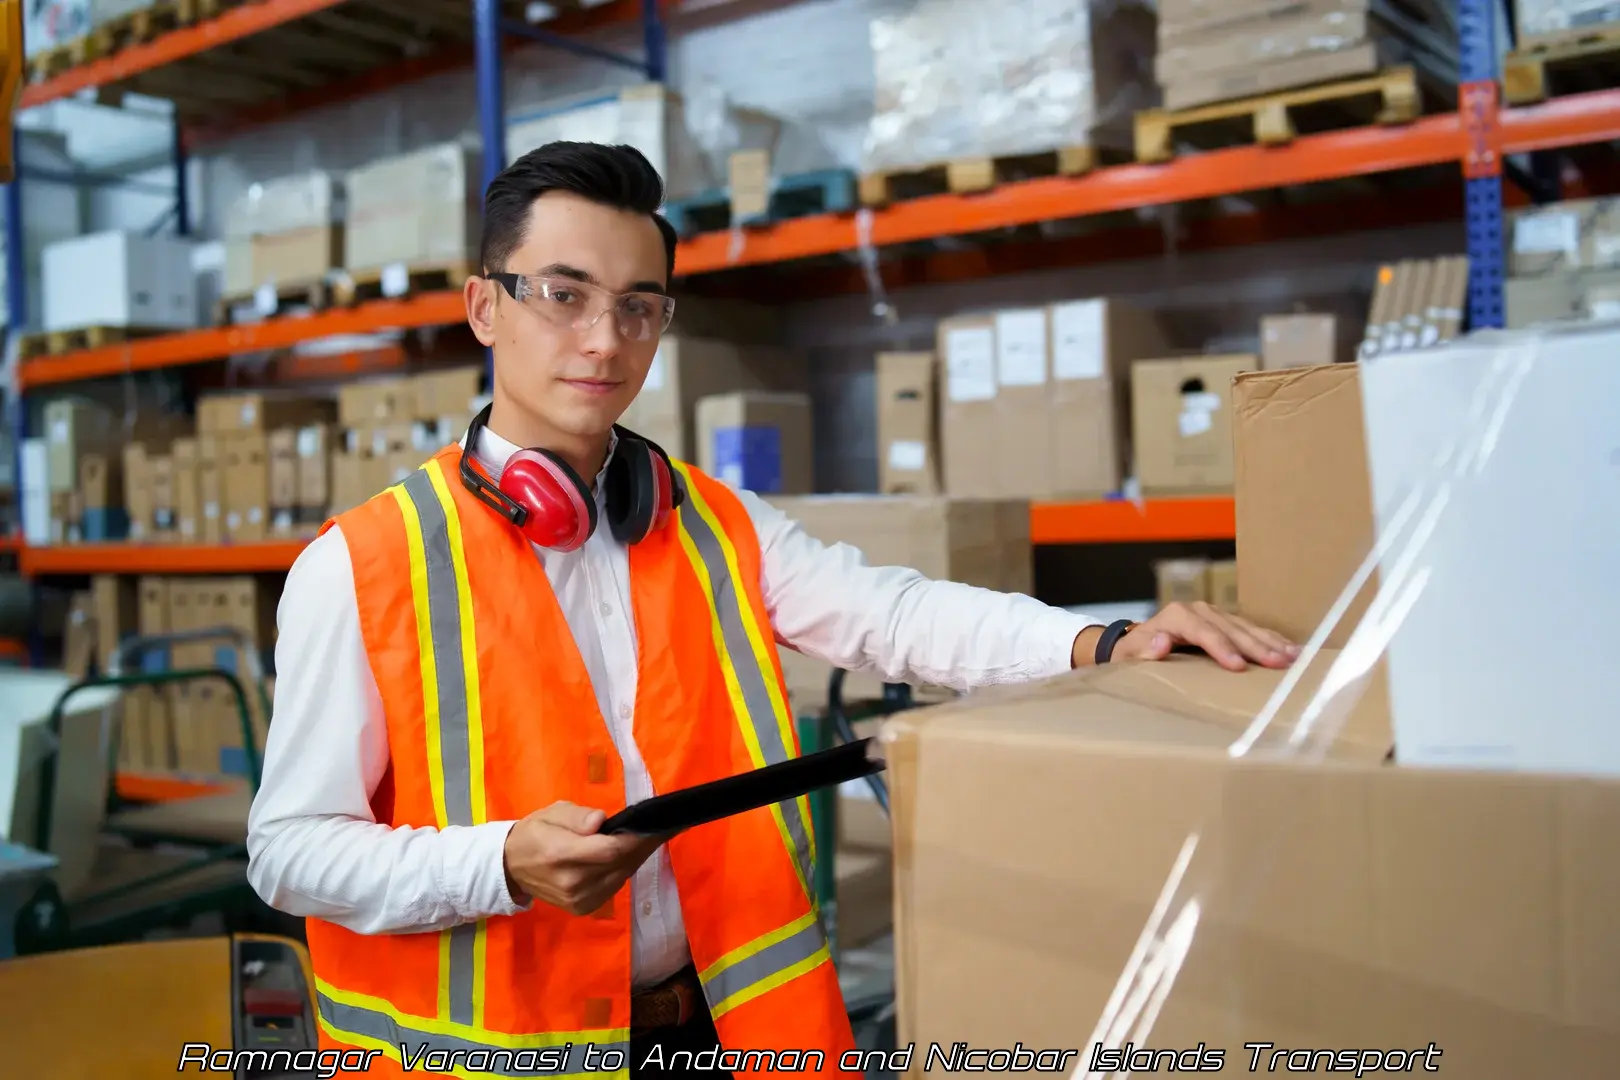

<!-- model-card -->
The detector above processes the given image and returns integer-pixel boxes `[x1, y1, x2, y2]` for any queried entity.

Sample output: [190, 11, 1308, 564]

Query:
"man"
[247, 142, 1295, 1079]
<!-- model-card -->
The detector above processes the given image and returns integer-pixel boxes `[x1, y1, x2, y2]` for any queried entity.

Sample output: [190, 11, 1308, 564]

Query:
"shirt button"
[618, 703, 632, 719]
[641, 901, 653, 916]
[600, 602, 612, 617]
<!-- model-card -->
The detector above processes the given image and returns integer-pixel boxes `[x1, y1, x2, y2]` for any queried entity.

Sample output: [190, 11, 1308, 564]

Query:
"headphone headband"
[460, 403, 528, 526]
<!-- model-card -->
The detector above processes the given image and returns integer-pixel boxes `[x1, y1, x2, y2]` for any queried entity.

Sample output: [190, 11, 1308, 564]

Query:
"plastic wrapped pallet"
[343, 143, 481, 275]
[222, 172, 344, 298]
[860, 0, 1156, 174]
[506, 83, 780, 202]
[1516, 0, 1620, 41]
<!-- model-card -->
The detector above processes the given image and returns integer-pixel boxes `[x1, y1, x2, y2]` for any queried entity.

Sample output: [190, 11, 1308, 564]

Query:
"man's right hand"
[501, 801, 664, 917]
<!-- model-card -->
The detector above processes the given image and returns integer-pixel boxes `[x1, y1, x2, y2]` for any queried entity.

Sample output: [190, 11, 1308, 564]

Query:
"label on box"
[944, 326, 996, 402]
[254, 283, 279, 317]
[297, 427, 321, 458]
[240, 401, 258, 427]
[49, 417, 69, 444]
[993, 309, 1048, 387]
[712, 425, 782, 493]
[381, 263, 410, 298]
[205, 502, 219, 520]
[1052, 300, 1105, 380]
[226, 511, 242, 530]
[1178, 391, 1221, 438]
[180, 519, 196, 538]
[886, 440, 927, 472]
[372, 431, 388, 457]
[1513, 212, 1578, 256]
[248, 507, 263, 525]
[645, 346, 667, 392]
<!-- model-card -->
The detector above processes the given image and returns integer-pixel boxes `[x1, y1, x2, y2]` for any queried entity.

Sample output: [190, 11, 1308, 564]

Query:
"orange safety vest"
[303, 444, 859, 1077]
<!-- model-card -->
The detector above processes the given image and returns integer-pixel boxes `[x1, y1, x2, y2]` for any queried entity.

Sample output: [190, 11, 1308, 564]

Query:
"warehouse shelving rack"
[3, 0, 1618, 562]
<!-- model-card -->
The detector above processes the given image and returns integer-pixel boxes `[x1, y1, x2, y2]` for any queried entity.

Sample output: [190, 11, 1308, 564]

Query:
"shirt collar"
[459, 424, 618, 496]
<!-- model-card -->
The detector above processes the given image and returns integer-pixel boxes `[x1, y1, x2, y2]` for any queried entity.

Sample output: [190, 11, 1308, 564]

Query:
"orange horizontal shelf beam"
[115, 772, 234, 803]
[17, 291, 466, 388]
[1499, 87, 1620, 153]
[675, 115, 1465, 276]
[21, 540, 310, 575]
[20, 0, 351, 109]
[1030, 497, 1235, 545]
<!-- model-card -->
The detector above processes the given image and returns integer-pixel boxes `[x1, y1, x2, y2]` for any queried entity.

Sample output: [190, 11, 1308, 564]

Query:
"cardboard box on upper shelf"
[343, 143, 482, 275]
[42, 231, 198, 333]
[221, 171, 345, 298]
[875, 352, 940, 496]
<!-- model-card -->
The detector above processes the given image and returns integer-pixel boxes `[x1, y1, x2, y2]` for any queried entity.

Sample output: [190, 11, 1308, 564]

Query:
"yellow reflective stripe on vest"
[669, 463, 817, 898]
[317, 980, 629, 1079]
[392, 460, 491, 1032]
[700, 911, 832, 1021]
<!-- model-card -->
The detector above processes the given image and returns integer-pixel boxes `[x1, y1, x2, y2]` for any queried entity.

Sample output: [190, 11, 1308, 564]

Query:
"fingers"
[1222, 612, 1299, 667]
[537, 800, 606, 835]
[1163, 604, 1248, 671]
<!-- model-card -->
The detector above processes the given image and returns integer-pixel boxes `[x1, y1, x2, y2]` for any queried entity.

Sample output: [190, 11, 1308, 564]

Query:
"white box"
[41, 231, 198, 333]
[19, 441, 50, 548]
[1357, 325, 1620, 776]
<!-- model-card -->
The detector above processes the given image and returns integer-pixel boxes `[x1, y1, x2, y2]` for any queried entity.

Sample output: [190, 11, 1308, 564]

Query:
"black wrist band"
[1094, 619, 1137, 665]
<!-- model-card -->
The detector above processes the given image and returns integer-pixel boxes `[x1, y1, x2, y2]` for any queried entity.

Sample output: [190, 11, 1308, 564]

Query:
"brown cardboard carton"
[620, 336, 807, 461]
[171, 437, 201, 544]
[1161, 39, 1383, 111]
[988, 307, 1053, 497]
[1233, 364, 1374, 646]
[885, 652, 1620, 1078]
[1155, 557, 1210, 608]
[43, 398, 115, 493]
[1260, 313, 1339, 369]
[268, 428, 299, 537]
[338, 377, 416, 428]
[149, 455, 176, 541]
[1154, 6, 1370, 82]
[295, 424, 333, 530]
[1507, 196, 1620, 278]
[1048, 298, 1171, 498]
[1131, 354, 1253, 494]
[123, 444, 155, 543]
[330, 451, 368, 516]
[197, 392, 335, 435]
[132, 577, 172, 772]
[413, 366, 483, 424]
[224, 433, 270, 543]
[937, 315, 999, 496]
[693, 392, 814, 495]
[250, 223, 343, 287]
[875, 352, 939, 495]
[77, 453, 117, 509]
[1206, 558, 1240, 613]
[198, 436, 225, 545]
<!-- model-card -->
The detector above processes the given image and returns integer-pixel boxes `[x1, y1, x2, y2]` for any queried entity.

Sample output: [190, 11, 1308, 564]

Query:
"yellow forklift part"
[4, 933, 318, 1079]
[0, 0, 19, 183]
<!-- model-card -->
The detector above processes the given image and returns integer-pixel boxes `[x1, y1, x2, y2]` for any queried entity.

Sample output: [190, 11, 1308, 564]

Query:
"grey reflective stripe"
[700, 918, 828, 1014]
[317, 993, 628, 1077]
[676, 499, 816, 890]
[400, 468, 479, 1027]
[402, 468, 473, 825]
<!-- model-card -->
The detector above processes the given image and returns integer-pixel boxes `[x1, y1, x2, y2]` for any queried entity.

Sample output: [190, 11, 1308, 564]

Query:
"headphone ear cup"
[606, 442, 657, 545]
[501, 449, 597, 551]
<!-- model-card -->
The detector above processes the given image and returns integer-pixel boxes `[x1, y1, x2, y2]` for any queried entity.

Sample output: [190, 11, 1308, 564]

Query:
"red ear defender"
[500, 449, 596, 552]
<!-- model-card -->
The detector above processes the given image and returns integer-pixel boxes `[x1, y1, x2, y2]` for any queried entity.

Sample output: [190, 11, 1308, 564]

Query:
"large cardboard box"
[223, 434, 270, 543]
[1505, 267, 1620, 328]
[1507, 197, 1620, 278]
[875, 352, 939, 495]
[1233, 364, 1374, 645]
[1260, 313, 1341, 369]
[620, 336, 806, 462]
[936, 315, 999, 496]
[885, 653, 1620, 1077]
[196, 392, 335, 436]
[1131, 354, 1253, 494]
[42, 231, 197, 332]
[694, 392, 814, 495]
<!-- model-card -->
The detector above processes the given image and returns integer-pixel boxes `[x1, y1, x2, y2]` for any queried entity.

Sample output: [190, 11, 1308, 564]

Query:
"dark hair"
[479, 141, 678, 282]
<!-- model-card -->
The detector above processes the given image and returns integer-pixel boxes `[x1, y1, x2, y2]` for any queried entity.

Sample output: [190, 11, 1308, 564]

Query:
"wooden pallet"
[1504, 24, 1620, 106]
[25, 0, 228, 82]
[215, 277, 334, 324]
[17, 325, 173, 360]
[1134, 66, 1421, 164]
[858, 147, 1110, 207]
[333, 261, 474, 307]
[663, 169, 858, 237]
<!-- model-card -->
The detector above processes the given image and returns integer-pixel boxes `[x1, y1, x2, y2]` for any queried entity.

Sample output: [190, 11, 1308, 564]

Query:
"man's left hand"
[1074, 603, 1299, 672]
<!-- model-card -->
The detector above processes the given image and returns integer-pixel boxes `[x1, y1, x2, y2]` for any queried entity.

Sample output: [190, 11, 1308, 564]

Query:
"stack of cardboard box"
[1504, 197, 1620, 329]
[222, 171, 344, 305]
[1154, 0, 1433, 111]
[330, 367, 484, 515]
[343, 143, 482, 279]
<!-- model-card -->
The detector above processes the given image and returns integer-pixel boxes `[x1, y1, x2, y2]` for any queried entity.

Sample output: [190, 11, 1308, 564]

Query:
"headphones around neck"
[458, 403, 685, 552]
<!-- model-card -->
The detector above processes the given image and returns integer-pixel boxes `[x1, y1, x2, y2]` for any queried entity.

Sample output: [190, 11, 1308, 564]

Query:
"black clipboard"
[598, 738, 885, 836]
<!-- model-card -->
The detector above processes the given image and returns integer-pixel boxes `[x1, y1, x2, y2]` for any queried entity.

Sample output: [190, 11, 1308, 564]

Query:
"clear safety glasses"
[487, 272, 676, 343]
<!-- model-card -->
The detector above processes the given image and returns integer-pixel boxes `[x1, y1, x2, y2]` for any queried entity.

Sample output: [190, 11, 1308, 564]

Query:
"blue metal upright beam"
[1459, 0, 1505, 332]
[474, 0, 507, 198]
[642, 0, 667, 82]
[173, 121, 190, 236]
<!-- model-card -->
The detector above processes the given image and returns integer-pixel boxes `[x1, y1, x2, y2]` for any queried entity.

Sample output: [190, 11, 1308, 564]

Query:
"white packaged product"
[1515, 0, 1620, 40]
[861, 0, 1156, 174]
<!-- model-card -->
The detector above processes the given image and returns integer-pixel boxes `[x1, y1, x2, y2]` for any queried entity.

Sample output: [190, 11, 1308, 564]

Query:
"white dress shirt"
[246, 426, 1100, 989]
